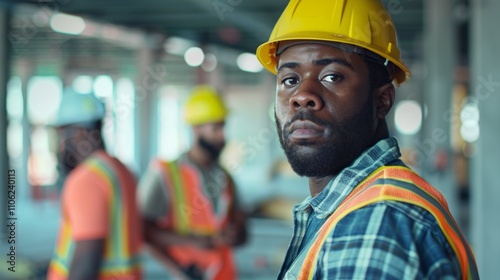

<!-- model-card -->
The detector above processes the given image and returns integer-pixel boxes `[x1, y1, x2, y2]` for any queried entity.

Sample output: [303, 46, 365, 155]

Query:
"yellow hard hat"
[184, 86, 228, 125]
[256, 0, 411, 85]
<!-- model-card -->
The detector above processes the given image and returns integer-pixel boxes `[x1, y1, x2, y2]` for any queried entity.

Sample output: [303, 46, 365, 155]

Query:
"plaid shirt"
[278, 137, 461, 279]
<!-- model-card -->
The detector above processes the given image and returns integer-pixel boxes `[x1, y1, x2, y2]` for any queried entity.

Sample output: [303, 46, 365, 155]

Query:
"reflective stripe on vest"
[288, 165, 479, 280]
[159, 160, 190, 235]
[49, 154, 140, 278]
[158, 160, 232, 235]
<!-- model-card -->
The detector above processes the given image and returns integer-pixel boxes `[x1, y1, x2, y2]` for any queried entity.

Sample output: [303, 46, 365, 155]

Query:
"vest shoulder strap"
[157, 160, 191, 235]
[158, 160, 235, 236]
[85, 154, 131, 259]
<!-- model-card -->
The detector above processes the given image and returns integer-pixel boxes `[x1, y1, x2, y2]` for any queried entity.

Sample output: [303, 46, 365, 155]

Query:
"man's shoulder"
[322, 200, 449, 257]
[314, 200, 459, 279]
[345, 199, 440, 228]
[351, 163, 448, 225]
[151, 155, 189, 170]
[66, 159, 98, 182]
[326, 161, 448, 236]
[90, 151, 136, 180]
[66, 152, 133, 189]
[62, 163, 106, 203]
[373, 164, 449, 209]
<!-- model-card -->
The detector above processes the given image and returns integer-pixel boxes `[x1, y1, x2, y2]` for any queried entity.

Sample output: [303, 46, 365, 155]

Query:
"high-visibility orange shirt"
[47, 151, 142, 280]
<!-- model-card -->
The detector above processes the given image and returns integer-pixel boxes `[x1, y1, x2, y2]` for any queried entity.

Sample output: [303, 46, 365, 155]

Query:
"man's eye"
[283, 77, 298, 86]
[322, 74, 342, 83]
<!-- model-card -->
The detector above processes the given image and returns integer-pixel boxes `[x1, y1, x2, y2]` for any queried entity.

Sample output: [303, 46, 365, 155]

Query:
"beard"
[57, 156, 74, 177]
[199, 136, 225, 161]
[56, 126, 104, 176]
[275, 97, 375, 177]
[57, 141, 90, 175]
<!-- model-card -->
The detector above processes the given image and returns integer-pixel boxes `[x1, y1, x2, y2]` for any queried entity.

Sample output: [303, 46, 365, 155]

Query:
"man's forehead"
[277, 40, 358, 56]
[276, 39, 388, 69]
[196, 121, 226, 129]
[277, 43, 359, 69]
[279, 44, 353, 59]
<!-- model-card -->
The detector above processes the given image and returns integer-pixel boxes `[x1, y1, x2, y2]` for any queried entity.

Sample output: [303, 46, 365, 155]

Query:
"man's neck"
[306, 122, 390, 198]
[308, 175, 336, 197]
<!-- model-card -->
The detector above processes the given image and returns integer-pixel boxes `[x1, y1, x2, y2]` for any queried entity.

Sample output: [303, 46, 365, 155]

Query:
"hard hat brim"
[257, 32, 410, 86]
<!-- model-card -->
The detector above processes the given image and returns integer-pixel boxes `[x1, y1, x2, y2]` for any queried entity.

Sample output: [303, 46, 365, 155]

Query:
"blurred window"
[157, 85, 190, 160]
[114, 78, 136, 168]
[94, 75, 114, 98]
[28, 76, 62, 125]
[394, 100, 423, 135]
[6, 77, 23, 161]
[72, 75, 93, 94]
[27, 77, 62, 187]
[5, 75, 139, 199]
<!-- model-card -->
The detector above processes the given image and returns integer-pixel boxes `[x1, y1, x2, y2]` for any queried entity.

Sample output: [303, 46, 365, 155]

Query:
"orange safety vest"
[157, 159, 236, 280]
[286, 165, 479, 280]
[49, 154, 141, 280]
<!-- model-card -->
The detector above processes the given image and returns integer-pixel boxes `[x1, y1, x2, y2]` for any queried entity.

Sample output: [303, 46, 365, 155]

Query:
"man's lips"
[288, 120, 324, 140]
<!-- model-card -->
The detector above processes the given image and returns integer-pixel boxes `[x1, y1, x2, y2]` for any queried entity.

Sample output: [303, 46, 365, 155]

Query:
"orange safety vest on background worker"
[285, 165, 479, 280]
[155, 158, 237, 280]
[48, 152, 142, 280]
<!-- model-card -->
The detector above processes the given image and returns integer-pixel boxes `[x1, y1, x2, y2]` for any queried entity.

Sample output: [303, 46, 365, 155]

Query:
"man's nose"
[289, 80, 324, 111]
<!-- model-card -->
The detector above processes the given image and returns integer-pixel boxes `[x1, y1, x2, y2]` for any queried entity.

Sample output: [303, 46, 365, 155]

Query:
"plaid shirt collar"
[294, 137, 401, 218]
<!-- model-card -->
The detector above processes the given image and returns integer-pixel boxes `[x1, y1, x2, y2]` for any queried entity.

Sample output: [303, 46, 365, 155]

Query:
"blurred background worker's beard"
[57, 141, 88, 175]
[56, 125, 103, 175]
[199, 135, 225, 161]
[275, 97, 375, 178]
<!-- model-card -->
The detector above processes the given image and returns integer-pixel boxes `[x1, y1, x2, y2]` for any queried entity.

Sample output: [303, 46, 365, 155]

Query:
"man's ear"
[375, 83, 395, 119]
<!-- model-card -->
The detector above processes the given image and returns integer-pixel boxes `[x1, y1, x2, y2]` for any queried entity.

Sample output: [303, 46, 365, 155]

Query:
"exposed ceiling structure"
[4, 0, 424, 80]
[57, 0, 289, 54]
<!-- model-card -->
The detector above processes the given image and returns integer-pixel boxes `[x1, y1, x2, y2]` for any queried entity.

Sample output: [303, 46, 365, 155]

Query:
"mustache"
[283, 111, 330, 132]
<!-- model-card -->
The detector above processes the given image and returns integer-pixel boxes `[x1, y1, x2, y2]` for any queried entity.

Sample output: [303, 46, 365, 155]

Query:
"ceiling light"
[201, 53, 218, 72]
[184, 47, 205, 67]
[237, 53, 263, 73]
[164, 37, 194, 56]
[72, 75, 93, 94]
[50, 13, 86, 35]
[93, 75, 113, 98]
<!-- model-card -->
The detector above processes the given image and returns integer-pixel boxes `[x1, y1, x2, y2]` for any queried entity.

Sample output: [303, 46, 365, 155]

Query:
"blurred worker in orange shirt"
[47, 90, 142, 280]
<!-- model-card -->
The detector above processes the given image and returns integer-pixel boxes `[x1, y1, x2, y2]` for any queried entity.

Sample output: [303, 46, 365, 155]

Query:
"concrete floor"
[0, 199, 292, 279]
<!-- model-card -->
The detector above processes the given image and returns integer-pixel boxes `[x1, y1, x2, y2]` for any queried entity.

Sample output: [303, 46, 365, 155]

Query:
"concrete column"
[110, 74, 119, 157]
[470, 0, 500, 277]
[0, 7, 11, 240]
[421, 0, 459, 218]
[134, 47, 166, 175]
[17, 59, 34, 201]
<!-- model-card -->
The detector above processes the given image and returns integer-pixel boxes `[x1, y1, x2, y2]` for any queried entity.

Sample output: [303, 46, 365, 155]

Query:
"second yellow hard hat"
[184, 86, 228, 126]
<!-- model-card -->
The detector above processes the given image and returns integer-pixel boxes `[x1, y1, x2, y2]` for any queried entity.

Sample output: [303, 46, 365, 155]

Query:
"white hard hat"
[51, 89, 105, 127]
